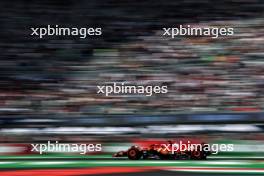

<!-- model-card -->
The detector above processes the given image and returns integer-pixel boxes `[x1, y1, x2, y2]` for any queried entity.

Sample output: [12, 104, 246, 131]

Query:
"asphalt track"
[93, 171, 263, 176]
[0, 155, 263, 175]
[0, 157, 263, 161]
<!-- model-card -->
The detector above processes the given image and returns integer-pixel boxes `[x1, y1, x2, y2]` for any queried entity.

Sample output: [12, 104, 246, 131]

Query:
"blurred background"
[0, 0, 264, 175]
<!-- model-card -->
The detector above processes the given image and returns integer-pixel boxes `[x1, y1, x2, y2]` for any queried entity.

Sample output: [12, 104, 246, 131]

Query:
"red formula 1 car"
[113, 140, 211, 160]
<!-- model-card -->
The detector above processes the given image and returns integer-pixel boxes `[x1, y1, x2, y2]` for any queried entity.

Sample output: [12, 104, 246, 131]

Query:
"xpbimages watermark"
[30, 25, 102, 38]
[97, 83, 168, 96]
[31, 141, 102, 154]
[159, 141, 234, 154]
[162, 25, 234, 39]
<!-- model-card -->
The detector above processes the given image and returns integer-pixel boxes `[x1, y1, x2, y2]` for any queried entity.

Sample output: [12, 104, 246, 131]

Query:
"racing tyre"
[191, 151, 203, 160]
[127, 147, 142, 160]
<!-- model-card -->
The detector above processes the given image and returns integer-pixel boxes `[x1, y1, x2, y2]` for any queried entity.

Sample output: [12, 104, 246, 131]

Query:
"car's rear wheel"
[191, 151, 204, 160]
[127, 147, 142, 160]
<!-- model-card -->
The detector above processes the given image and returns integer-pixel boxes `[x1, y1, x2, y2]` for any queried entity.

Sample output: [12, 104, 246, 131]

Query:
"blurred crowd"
[0, 0, 263, 117]
[1, 19, 263, 116]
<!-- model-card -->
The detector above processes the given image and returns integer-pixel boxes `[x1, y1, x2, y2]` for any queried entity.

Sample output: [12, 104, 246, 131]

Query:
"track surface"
[0, 155, 263, 175]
